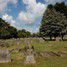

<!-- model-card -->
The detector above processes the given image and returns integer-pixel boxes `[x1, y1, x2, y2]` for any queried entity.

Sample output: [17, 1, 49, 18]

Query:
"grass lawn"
[0, 57, 67, 67]
[0, 38, 67, 67]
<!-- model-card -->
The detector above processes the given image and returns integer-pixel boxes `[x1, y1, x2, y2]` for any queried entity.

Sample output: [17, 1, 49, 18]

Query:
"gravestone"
[0, 50, 11, 63]
[24, 42, 36, 64]
[55, 37, 61, 41]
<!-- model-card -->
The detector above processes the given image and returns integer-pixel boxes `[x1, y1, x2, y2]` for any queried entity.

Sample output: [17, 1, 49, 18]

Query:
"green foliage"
[40, 2, 67, 40]
[0, 18, 17, 39]
[0, 18, 32, 39]
[17, 29, 31, 38]
[26, 31, 31, 37]
[54, 2, 67, 18]
[47, 2, 67, 18]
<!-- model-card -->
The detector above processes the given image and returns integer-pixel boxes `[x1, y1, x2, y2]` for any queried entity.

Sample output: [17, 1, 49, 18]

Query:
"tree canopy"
[0, 18, 31, 39]
[0, 18, 18, 39]
[54, 2, 67, 18]
[40, 2, 67, 40]
[17, 29, 31, 38]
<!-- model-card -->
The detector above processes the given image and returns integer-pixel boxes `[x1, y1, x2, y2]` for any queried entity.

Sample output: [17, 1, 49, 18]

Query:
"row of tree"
[0, 18, 42, 39]
[0, 18, 32, 39]
[39, 2, 67, 40]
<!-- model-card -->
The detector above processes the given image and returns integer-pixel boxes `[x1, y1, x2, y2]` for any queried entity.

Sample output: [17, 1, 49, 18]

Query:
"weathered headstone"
[25, 54, 36, 64]
[24, 41, 36, 64]
[55, 37, 61, 41]
[0, 49, 11, 63]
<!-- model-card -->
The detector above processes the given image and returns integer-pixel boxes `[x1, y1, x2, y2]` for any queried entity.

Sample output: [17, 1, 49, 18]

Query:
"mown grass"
[0, 38, 67, 67]
[0, 57, 67, 67]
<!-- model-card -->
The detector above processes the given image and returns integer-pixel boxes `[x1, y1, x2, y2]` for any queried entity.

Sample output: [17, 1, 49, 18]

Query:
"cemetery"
[0, 38, 67, 67]
[0, 0, 67, 67]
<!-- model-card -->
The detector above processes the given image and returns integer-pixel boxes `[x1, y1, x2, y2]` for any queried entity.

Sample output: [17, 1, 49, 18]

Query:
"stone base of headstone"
[25, 54, 36, 64]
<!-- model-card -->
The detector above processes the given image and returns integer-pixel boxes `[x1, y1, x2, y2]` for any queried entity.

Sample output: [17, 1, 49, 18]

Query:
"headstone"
[24, 41, 36, 64]
[0, 49, 11, 63]
[55, 37, 60, 41]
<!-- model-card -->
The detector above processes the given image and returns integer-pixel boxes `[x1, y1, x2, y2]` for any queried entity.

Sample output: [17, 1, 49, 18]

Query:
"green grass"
[0, 57, 67, 67]
[0, 38, 67, 67]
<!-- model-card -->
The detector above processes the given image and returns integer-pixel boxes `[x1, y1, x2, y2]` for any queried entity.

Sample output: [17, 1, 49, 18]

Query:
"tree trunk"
[50, 36, 52, 40]
[42, 37, 46, 41]
[54, 36, 56, 41]
[61, 35, 64, 40]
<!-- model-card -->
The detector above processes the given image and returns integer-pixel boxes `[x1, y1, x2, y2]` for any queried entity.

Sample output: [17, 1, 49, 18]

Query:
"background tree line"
[0, 18, 31, 39]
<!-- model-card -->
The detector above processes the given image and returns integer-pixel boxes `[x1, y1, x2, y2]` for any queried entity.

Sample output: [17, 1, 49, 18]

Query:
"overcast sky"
[0, 0, 67, 33]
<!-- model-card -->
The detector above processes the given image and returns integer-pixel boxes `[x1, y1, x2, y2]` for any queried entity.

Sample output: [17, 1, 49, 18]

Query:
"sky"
[0, 0, 67, 33]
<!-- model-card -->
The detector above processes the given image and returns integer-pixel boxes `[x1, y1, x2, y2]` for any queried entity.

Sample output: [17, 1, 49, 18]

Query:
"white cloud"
[18, 11, 36, 24]
[23, 0, 36, 5]
[0, 0, 18, 12]
[18, 0, 65, 24]
[18, 12, 29, 21]
[9, 0, 18, 4]
[17, 0, 47, 24]
[22, 27, 39, 33]
[45, 0, 65, 4]
[2, 14, 16, 26]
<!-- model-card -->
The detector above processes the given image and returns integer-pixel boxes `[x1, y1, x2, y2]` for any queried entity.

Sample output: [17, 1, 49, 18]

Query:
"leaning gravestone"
[24, 41, 36, 64]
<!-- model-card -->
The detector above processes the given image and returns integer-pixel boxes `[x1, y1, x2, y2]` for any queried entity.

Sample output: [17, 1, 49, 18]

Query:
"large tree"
[40, 6, 67, 40]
